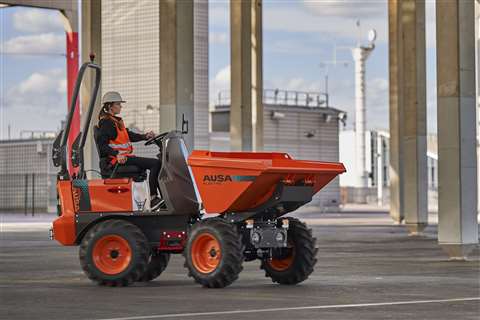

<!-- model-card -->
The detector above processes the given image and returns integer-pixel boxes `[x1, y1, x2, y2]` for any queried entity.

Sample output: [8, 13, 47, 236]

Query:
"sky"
[0, 6, 67, 139]
[0, 0, 438, 140]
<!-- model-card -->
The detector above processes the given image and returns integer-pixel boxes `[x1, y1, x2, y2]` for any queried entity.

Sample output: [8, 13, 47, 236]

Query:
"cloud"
[364, 77, 389, 129]
[210, 32, 228, 45]
[266, 37, 327, 55]
[425, 0, 436, 49]
[5, 69, 67, 118]
[209, 1, 230, 28]
[57, 79, 67, 94]
[210, 0, 434, 48]
[0, 33, 65, 55]
[12, 8, 64, 33]
[263, 3, 388, 44]
[367, 77, 388, 106]
[210, 65, 230, 104]
[266, 77, 323, 93]
[302, 0, 386, 18]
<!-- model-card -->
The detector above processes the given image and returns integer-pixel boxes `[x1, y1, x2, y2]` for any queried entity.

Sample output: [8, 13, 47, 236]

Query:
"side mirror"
[52, 129, 64, 167]
[71, 132, 82, 168]
[181, 114, 189, 134]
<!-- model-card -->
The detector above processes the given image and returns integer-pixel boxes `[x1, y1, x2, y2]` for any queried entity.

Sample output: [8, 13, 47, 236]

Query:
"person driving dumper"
[96, 91, 163, 210]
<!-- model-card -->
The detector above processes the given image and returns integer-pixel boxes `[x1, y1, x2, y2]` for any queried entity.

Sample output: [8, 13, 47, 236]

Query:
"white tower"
[352, 29, 376, 191]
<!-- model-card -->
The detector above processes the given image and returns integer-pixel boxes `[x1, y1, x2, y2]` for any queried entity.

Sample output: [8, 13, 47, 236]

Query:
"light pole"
[319, 46, 350, 108]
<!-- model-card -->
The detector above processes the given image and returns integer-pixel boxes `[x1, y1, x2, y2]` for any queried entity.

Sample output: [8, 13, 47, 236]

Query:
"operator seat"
[93, 126, 146, 181]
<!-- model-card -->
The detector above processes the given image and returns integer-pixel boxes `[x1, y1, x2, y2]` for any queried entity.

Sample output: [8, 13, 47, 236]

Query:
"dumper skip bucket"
[188, 151, 346, 214]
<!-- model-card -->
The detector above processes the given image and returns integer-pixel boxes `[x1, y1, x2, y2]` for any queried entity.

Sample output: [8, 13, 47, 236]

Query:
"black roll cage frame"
[52, 60, 101, 181]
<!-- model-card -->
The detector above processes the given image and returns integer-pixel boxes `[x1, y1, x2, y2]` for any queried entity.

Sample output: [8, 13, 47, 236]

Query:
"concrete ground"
[1, 210, 479, 320]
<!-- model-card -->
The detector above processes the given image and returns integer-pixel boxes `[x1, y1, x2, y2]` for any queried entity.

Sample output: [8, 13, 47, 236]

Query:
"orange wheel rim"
[191, 233, 221, 274]
[93, 235, 132, 275]
[268, 246, 295, 271]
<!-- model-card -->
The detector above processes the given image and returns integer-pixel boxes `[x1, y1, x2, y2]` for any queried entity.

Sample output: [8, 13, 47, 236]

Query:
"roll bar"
[56, 60, 101, 180]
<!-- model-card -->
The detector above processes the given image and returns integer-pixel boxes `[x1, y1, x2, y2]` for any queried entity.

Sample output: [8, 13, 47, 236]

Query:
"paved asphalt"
[1, 212, 479, 320]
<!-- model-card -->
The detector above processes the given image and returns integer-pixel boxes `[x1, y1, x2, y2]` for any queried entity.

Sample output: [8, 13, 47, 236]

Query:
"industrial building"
[339, 130, 438, 210]
[0, 138, 56, 213]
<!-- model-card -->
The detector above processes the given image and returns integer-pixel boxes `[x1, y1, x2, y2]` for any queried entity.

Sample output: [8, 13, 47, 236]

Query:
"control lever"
[110, 163, 119, 179]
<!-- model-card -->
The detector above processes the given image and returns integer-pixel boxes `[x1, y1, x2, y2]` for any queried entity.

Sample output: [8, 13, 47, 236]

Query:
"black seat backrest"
[93, 126, 102, 157]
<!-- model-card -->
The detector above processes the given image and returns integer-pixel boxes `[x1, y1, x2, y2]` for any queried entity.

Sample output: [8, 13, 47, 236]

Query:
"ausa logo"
[202, 175, 256, 184]
[203, 175, 233, 184]
[72, 188, 81, 212]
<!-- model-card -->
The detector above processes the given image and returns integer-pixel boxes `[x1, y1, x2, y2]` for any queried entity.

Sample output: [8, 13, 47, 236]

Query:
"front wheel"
[79, 220, 149, 286]
[184, 218, 244, 288]
[261, 217, 318, 285]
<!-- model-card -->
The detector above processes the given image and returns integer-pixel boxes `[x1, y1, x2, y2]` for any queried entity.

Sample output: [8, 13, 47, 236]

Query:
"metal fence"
[216, 89, 329, 108]
[0, 173, 57, 214]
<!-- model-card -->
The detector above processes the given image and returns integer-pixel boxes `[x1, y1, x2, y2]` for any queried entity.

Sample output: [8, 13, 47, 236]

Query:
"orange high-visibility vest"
[105, 116, 134, 164]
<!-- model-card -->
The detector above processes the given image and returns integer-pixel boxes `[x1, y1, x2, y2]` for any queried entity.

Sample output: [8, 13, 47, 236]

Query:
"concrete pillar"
[401, 0, 428, 235]
[476, 0, 480, 215]
[80, 0, 102, 177]
[230, 0, 263, 151]
[437, 0, 478, 259]
[159, 0, 194, 151]
[388, 0, 405, 223]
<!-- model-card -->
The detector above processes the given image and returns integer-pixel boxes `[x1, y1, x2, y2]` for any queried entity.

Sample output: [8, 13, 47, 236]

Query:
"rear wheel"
[79, 219, 149, 286]
[184, 218, 244, 288]
[261, 218, 317, 285]
[138, 251, 170, 282]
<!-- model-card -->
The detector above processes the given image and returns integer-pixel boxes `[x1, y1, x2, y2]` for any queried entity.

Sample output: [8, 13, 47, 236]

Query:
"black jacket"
[96, 116, 146, 159]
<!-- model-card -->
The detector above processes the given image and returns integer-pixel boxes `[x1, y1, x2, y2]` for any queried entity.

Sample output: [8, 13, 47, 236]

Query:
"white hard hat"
[102, 91, 126, 104]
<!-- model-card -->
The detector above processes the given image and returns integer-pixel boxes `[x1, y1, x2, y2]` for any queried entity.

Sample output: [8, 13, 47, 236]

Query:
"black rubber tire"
[260, 217, 318, 285]
[138, 251, 170, 282]
[184, 218, 244, 288]
[79, 219, 149, 287]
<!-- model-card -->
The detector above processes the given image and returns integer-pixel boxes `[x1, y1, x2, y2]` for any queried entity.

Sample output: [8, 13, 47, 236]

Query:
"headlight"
[251, 231, 261, 244]
[275, 232, 285, 243]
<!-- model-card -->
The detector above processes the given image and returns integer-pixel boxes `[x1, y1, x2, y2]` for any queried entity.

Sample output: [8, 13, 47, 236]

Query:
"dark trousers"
[125, 156, 161, 197]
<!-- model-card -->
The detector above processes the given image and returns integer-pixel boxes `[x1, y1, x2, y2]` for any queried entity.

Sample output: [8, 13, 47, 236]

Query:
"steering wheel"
[144, 131, 169, 146]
